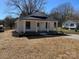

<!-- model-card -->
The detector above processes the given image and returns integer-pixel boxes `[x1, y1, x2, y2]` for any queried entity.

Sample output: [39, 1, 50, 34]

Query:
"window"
[26, 22, 30, 29]
[46, 22, 48, 28]
[54, 22, 56, 27]
[0, 27, 3, 29]
[37, 23, 39, 27]
[70, 23, 74, 26]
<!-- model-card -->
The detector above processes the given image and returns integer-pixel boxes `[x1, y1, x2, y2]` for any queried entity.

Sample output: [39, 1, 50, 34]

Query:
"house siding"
[49, 21, 58, 31]
[39, 22, 46, 31]
[16, 20, 25, 33]
[30, 21, 37, 31]
[15, 20, 58, 33]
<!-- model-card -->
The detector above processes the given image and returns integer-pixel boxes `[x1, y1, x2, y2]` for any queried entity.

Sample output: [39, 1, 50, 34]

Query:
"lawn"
[0, 30, 79, 59]
[0, 38, 79, 59]
[58, 27, 79, 34]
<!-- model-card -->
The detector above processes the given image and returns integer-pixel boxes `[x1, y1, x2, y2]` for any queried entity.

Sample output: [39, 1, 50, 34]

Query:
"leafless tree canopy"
[7, 0, 46, 17]
[49, 3, 74, 26]
[51, 3, 74, 16]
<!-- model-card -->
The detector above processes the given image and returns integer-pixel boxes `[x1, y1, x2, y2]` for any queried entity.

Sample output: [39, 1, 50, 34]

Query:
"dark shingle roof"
[19, 12, 47, 20]
[19, 12, 57, 21]
[21, 16, 42, 20]
[30, 12, 47, 17]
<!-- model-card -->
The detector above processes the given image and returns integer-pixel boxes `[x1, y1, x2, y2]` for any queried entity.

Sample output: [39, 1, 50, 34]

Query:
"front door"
[26, 21, 31, 31]
[37, 23, 40, 32]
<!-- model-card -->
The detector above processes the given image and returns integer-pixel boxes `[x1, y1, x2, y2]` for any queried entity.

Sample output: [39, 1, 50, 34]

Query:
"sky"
[0, 0, 79, 19]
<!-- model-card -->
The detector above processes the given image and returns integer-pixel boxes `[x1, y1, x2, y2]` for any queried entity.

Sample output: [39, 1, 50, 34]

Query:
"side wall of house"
[15, 20, 25, 33]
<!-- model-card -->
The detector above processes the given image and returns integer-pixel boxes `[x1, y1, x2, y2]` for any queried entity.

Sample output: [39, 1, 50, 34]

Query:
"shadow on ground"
[12, 31, 69, 39]
[26, 34, 68, 39]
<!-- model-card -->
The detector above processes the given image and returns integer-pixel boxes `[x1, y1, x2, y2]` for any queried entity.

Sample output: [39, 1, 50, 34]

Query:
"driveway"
[63, 34, 79, 40]
[0, 30, 12, 39]
[0, 32, 3, 39]
[0, 30, 28, 40]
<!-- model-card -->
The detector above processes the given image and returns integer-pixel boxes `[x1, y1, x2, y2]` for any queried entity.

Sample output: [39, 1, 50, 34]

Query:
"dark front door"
[26, 21, 30, 29]
[37, 23, 40, 32]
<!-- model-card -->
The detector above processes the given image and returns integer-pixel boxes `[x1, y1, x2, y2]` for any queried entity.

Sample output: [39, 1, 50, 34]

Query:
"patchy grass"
[0, 37, 79, 59]
[58, 27, 79, 34]
[0, 30, 79, 59]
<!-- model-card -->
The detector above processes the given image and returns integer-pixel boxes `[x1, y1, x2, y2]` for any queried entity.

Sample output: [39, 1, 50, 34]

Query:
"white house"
[62, 20, 79, 30]
[15, 12, 58, 35]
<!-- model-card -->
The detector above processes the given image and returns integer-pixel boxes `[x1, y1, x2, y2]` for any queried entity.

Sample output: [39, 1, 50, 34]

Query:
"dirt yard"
[0, 30, 79, 59]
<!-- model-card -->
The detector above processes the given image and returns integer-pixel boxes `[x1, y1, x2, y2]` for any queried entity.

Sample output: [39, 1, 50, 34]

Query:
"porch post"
[56, 21, 58, 31]
[24, 21, 26, 33]
[36, 21, 38, 32]
[47, 22, 49, 32]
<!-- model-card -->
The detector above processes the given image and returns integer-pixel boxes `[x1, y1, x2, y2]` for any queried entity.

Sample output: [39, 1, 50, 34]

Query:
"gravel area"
[63, 34, 79, 40]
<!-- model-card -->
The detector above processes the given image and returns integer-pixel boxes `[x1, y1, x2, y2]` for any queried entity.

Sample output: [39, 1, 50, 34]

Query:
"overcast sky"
[0, 0, 79, 19]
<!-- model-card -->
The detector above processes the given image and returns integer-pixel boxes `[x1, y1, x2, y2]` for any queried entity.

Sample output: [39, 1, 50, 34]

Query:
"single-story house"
[62, 20, 79, 30]
[15, 12, 58, 35]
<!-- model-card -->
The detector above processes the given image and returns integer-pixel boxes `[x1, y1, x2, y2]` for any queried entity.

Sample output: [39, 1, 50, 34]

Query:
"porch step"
[40, 33, 47, 35]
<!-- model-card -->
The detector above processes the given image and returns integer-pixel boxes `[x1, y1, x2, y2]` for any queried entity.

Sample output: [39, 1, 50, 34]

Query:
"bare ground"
[63, 34, 79, 40]
[0, 30, 79, 59]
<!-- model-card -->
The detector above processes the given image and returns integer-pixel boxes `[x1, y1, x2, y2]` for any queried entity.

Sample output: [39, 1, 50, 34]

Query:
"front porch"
[24, 20, 58, 33]
[15, 20, 58, 36]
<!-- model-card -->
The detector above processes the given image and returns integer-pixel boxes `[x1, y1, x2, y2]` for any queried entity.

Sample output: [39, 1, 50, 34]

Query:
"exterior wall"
[25, 21, 47, 32]
[38, 22, 46, 31]
[15, 20, 25, 33]
[30, 21, 37, 31]
[37, 21, 58, 31]
[49, 22, 54, 31]
[15, 20, 58, 33]
[49, 21, 58, 31]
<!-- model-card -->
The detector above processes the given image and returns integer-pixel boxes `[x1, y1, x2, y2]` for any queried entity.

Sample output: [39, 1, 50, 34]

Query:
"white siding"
[49, 21, 58, 31]
[39, 22, 46, 31]
[15, 20, 25, 33]
[25, 21, 37, 32]
[30, 21, 37, 31]
[15, 20, 58, 33]
[49, 22, 54, 31]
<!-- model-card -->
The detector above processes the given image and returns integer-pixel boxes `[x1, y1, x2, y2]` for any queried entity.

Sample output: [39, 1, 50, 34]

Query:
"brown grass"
[0, 38, 79, 59]
[0, 30, 79, 59]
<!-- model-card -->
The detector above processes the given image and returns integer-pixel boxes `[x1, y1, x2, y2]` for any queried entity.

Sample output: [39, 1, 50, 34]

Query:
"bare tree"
[51, 3, 74, 17]
[4, 16, 16, 29]
[50, 3, 74, 26]
[7, 0, 46, 17]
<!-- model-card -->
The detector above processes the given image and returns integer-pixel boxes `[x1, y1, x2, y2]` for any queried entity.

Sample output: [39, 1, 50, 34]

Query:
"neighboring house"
[15, 12, 58, 35]
[62, 20, 79, 30]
